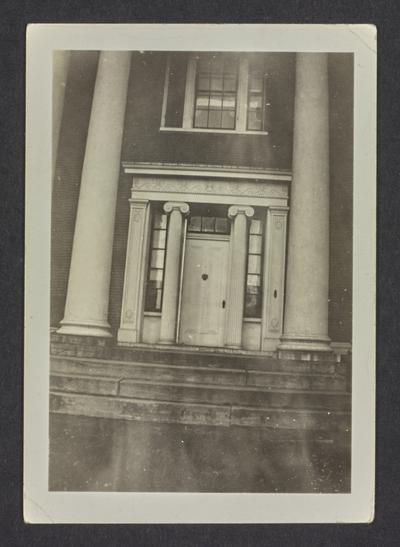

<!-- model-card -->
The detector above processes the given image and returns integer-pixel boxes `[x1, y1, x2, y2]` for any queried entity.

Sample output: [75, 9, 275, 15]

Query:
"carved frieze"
[131, 177, 288, 199]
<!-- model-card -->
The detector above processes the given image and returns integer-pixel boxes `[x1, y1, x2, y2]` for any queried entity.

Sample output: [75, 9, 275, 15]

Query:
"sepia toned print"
[49, 49, 352, 493]
[25, 24, 376, 524]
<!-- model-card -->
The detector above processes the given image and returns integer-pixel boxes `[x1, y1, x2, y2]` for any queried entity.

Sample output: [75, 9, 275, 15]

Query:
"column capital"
[228, 205, 254, 220]
[163, 201, 190, 216]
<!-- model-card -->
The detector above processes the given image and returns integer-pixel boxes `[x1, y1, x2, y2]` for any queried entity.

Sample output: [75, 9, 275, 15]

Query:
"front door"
[179, 235, 229, 347]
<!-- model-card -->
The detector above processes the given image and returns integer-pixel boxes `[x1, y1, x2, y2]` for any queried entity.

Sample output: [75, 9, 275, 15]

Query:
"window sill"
[243, 317, 262, 323]
[144, 311, 162, 317]
[159, 127, 269, 136]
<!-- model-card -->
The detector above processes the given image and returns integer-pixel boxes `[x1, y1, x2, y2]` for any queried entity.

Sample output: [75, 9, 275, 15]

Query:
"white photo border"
[25, 23, 376, 523]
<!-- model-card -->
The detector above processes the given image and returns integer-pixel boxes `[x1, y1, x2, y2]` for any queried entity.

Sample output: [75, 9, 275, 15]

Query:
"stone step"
[50, 372, 350, 411]
[51, 355, 347, 392]
[50, 336, 343, 375]
[50, 390, 351, 434]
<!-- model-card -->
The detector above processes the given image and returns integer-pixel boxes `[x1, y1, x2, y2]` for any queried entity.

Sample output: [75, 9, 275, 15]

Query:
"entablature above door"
[123, 162, 290, 208]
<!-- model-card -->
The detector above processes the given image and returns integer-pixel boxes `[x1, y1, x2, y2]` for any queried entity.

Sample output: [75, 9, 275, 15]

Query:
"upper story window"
[193, 54, 238, 130]
[161, 53, 274, 135]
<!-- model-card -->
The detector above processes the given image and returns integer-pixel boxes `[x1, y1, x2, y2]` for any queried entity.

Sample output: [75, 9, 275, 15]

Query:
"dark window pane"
[208, 110, 222, 128]
[221, 110, 235, 129]
[223, 57, 237, 74]
[198, 56, 211, 71]
[210, 55, 223, 72]
[249, 76, 263, 92]
[155, 289, 163, 310]
[215, 217, 229, 233]
[223, 77, 237, 92]
[210, 77, 223, 91]
[249, 94, 262, 110]
[248, 110, 263, 131]
[245, 293, 262, 317]
[188, 216, 202, 232]
[194, 109, 208, 128]
[198, 76, 210, 90]
[152, 229, 166, 249]
[145, 282, 163, 312]
[202, 216, 215, 232]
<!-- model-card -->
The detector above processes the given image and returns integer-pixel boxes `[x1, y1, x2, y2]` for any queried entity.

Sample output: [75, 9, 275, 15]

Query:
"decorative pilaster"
[225, 205, 254, 348]
[58, 51, 131, 337]
[159, 202, 189, 344]
[117, 198, 150, 344]
[279, 53, 331, 356]
[262, 207, 288, 351]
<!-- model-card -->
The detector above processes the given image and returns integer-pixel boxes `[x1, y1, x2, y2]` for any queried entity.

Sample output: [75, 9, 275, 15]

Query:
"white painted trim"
[236, 57, 249, 131]
[123, 162, 292, 182]
[160, 54, 171, 128]
[175, 216, 188, 343]
[159, 127, 269, 136]
[182, 56, 197, 129]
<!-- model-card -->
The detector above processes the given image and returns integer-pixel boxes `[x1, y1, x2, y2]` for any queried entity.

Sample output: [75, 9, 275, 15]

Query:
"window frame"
[160, 53, 270, 136]
[144, 208, 168, 313]
[244, 216, 264, 319]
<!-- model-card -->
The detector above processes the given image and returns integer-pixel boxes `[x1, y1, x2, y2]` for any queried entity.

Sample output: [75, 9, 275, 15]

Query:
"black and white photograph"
[24, 24, 376, 523]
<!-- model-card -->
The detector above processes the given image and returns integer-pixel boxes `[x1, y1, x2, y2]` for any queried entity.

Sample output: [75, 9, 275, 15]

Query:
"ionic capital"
[228, 205, 255, 220]
[163, 201, 190, 216]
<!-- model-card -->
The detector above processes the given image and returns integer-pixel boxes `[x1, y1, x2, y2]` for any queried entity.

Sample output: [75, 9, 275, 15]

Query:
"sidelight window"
[244, 218, 263, 318]
[145, 210, 168, 312]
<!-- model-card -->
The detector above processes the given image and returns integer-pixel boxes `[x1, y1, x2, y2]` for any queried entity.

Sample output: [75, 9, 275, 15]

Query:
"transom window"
[244, 218, 264, 318]
[145, 209, 168, 312]
[193, 54, 238, 130]
[187, 204, 230, 235]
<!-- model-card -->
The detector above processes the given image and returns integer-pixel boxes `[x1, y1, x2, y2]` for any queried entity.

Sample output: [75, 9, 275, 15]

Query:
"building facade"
[51, 50, 353, 359]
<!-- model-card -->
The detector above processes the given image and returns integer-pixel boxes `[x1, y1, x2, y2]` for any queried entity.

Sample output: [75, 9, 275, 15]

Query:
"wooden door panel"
[179, 238, 228, 347]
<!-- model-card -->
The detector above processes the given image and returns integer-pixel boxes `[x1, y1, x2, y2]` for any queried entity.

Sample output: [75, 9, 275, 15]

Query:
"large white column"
[279, 53, 331, 354]
[52, 51, 71, 182]
[58, 51, 131, 337]
[225, 205, 254, 348]
[159, 202, 189, 344]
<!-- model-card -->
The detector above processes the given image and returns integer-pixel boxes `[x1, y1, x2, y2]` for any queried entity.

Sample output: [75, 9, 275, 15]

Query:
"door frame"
[176, 231, 230, 346]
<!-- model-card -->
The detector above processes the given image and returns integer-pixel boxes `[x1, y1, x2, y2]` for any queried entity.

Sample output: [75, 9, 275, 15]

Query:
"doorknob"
[222, 300, 226, 309]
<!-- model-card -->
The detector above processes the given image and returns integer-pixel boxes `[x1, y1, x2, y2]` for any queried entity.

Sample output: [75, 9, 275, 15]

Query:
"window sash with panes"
[145, 210, 168, 312]
[244, 218, 263, 318]
[247, 66, 271, 132]
[193, 54, 238, 130]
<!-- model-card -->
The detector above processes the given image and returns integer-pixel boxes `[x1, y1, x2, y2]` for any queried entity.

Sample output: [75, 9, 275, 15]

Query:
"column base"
[117, 327, 139, 345]
[278, 334, 337, 362]
[57, 319, 112, 338]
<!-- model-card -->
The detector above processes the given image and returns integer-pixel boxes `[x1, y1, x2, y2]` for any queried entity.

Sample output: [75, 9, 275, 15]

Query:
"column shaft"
[280, 53, 331, 353]
[225, 205, 254, 348]
[58, 51, 131, 337]
[159, 202, 189, 344]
